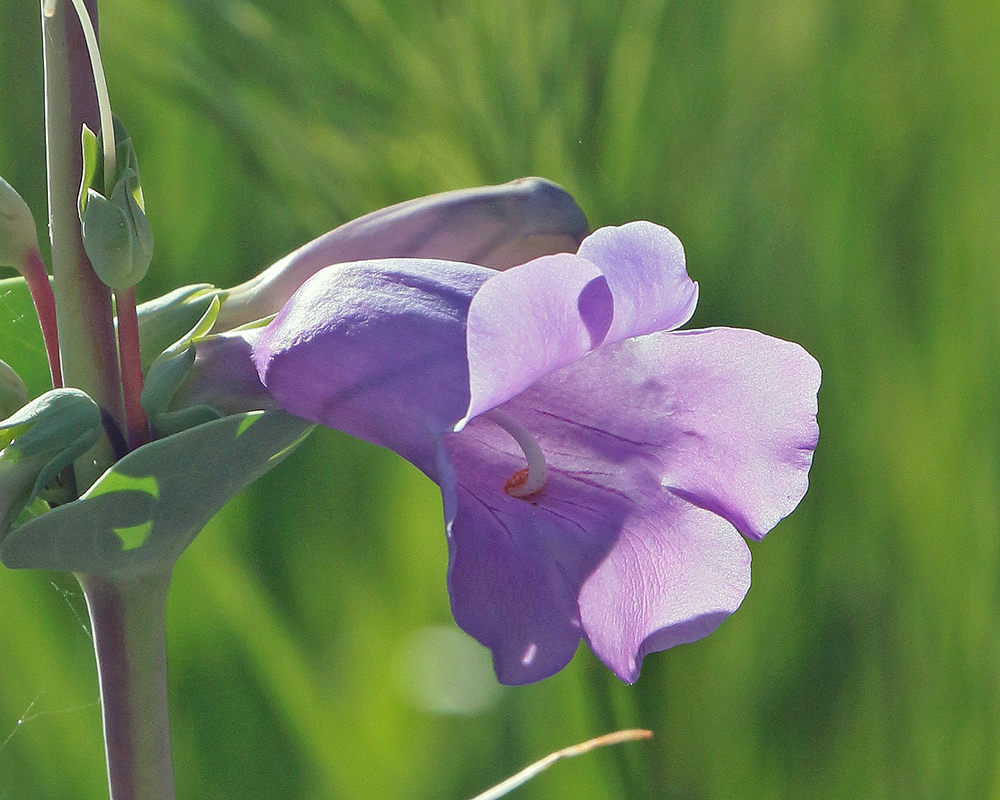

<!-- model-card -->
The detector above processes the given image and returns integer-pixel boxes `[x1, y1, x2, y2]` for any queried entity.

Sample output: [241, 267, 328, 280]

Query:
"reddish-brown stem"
[78, 571, 177, 800]
[114, 287, 149, 449]
[21, 246, 63, 388]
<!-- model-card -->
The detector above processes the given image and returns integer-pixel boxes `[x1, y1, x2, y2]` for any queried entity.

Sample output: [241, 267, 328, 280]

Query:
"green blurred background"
[2, 0, 999, 797]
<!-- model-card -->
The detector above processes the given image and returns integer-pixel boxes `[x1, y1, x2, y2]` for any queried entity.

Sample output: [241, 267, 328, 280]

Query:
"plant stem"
[468, 730, 653, 800]
[78, 571, 177, 800]
[42, 0, 123, 487]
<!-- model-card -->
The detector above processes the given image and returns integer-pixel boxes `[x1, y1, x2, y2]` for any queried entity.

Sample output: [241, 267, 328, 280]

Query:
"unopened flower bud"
[78, 118, 154, 290]
[0, 359, 29, 422]
[0, 388, 101, 537]
[0, 175, 40, 269]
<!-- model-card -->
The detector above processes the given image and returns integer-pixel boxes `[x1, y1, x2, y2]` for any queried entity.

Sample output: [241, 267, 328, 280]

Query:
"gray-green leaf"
[1, 411, 313, 577]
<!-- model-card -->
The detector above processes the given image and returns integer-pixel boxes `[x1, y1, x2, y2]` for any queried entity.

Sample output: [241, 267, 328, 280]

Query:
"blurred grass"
[2, 0, 999, 798]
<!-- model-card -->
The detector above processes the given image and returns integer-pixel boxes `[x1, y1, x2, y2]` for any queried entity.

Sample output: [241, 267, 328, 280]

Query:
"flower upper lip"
[461, 221, 698, 423]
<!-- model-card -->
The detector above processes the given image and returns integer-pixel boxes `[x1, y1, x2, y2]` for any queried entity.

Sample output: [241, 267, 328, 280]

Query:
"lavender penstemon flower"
[187, 218, 821, 685]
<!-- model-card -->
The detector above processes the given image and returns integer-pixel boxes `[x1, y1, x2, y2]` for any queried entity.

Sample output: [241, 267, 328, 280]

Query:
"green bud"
[78, 118, 154, 290]
[0, 175, 40, 269]
[0, 388, 101, 538]
[0, 359, 29, 422]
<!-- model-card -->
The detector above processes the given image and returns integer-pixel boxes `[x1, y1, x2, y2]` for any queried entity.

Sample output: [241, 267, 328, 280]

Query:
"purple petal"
[249, 258, 491, 477]
[220, 178, 589, 328]
[604, 327, 821, 541]
[577, 221, 698, 342]
[463, 254, 613, 422]
[576, 502, 750, 683]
